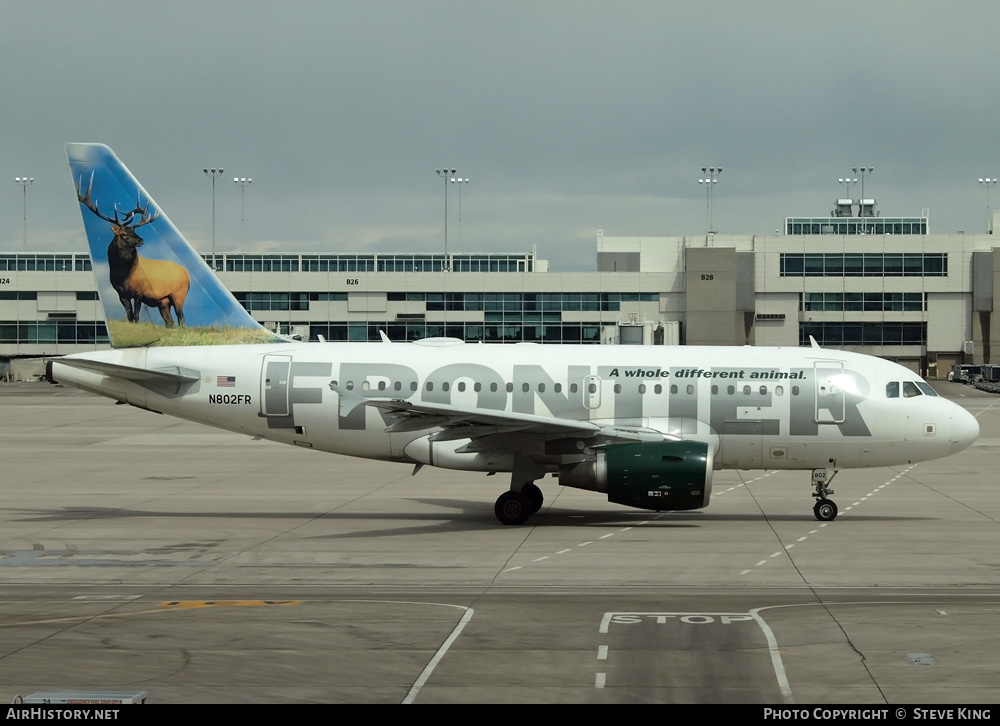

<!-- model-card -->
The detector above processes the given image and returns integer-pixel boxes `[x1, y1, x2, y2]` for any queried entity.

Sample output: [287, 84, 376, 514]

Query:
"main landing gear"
[494, 458, 547, 525]
[494, 482, 544, 526]
[811, 468, 839, 521]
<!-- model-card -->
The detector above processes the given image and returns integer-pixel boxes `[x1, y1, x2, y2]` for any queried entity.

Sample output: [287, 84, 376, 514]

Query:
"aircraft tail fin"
[65, 143, 282, 348]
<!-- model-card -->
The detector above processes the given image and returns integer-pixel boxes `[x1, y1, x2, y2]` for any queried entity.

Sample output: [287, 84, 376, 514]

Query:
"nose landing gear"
[811, 467, 839, 521]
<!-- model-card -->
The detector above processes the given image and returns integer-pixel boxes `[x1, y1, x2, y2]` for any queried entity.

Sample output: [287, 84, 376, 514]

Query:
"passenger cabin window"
[886, 382, 899, 398]
[902, 381, 922, 398]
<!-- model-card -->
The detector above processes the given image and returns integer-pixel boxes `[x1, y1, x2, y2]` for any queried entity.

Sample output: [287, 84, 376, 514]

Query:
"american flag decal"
[217, 376, 236, 387]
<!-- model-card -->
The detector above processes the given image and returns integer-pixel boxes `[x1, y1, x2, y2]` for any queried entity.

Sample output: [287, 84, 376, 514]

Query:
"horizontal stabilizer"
[55, 357, 200, 385]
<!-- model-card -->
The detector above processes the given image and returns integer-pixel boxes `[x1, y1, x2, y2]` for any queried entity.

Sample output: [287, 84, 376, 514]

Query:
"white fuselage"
[53, 340, 980, 472]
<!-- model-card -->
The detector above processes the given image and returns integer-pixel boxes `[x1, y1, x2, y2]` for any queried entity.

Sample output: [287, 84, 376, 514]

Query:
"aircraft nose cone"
[952, 407, 980, 454]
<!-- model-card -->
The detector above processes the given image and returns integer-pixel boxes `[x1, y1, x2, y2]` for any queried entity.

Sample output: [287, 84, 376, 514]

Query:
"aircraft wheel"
[813, 498, 838, 522]
[522, 482, 544, 514]
[495, 491, 531, 525]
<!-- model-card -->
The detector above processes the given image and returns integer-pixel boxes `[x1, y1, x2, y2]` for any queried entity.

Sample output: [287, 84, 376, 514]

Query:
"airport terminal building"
[2, 198, 999, 380]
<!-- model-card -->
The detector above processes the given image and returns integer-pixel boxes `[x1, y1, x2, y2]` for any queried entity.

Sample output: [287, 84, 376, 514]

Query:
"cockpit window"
[915, 382, 938, 396]
[902, 381, 922, 398]
[886, 381, 899, 398]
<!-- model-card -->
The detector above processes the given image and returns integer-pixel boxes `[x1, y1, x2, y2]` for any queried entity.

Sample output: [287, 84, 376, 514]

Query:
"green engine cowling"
[558, 440, 713, 512]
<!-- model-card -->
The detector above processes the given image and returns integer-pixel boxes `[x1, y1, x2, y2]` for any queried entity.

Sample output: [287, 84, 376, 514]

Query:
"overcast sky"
[2, 1, 998, 270]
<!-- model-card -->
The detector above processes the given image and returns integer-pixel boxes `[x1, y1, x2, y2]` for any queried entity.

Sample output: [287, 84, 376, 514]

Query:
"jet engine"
[557, 440, 713, 512]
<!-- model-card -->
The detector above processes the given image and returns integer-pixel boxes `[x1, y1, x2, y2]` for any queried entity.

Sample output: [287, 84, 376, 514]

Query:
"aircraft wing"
[364, 398, 675, 444]
[367, 398, 601, 436]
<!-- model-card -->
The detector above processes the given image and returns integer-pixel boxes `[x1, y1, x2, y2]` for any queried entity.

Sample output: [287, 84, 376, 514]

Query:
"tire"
[813, 499, 838, 522]
[495, 491, 531, 525]
[522, 482, 544, 514]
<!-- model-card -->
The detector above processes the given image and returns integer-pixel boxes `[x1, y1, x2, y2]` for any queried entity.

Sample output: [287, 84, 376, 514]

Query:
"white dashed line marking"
[739, 464, 918, 576]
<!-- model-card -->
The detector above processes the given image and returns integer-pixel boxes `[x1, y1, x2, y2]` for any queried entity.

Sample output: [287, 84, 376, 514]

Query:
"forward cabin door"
[261, 355, 292, 417]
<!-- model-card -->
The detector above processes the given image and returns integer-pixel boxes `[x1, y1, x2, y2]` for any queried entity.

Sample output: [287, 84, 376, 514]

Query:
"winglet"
[379, 330, 391, 343]
[809, 335, 821, 349]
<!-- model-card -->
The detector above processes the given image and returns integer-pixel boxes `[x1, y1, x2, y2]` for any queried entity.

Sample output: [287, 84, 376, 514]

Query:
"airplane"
[48, 143, 981, 526]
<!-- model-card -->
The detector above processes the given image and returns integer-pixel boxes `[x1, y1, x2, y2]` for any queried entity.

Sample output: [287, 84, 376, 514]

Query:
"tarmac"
[0, 380, 998, 704]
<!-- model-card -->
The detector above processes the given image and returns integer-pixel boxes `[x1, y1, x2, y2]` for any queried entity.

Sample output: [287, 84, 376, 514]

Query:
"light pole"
[698, 167, 721, 234]
[450, 177, 470, 254]
[838, 177, 858, 203]
[203, 167, 224, 261]
[234, 177, 252, 248]
[979, 178, 997, 233]
[852, 164, 874, 202]
[14, 176, 34, 251]
[435, 168, 455, 270]
[852, 166, 874, 232]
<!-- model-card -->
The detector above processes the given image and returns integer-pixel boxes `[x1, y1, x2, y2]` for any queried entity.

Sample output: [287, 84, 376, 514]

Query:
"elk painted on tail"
[76, 174, 190, 327]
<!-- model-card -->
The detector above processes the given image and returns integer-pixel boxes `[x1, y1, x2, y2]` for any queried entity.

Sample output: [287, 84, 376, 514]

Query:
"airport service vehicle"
[949, 364, 982, 384]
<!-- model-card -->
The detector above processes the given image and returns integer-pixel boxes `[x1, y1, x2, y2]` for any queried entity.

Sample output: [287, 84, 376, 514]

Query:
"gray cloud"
[3, 0, 999, 270]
